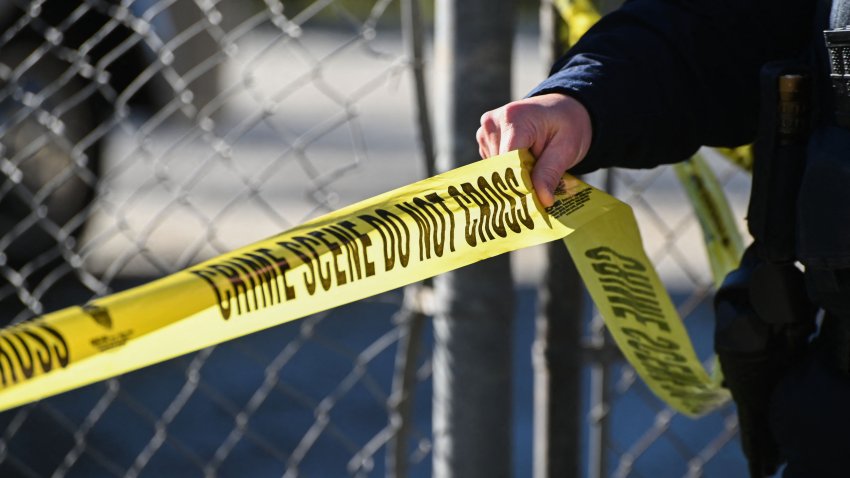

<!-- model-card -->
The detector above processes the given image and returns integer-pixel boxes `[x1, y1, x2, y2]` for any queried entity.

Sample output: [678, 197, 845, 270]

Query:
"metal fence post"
[534, 240, 586, 478]
[533, 241, 585, 478]
[532, 5, 586, 477]
[432, 0, 517, 476]
[587, 171, 618, 478]
[386, 1, 436, 476]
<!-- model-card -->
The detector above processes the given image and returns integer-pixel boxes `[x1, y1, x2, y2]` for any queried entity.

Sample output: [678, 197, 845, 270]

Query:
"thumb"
[530, 152, 566, 208]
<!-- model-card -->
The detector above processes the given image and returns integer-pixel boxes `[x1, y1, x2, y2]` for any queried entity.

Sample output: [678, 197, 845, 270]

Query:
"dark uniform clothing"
[529, 0, 842, 266]
[527, 0, 850, 475]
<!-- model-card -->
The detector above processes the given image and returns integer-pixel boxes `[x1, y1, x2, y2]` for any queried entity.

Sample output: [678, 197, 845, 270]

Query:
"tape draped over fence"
[0, 150, 729, 416]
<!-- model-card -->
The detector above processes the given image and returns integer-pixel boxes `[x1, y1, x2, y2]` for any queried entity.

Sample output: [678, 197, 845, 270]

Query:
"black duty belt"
[826, 27, 850, 128]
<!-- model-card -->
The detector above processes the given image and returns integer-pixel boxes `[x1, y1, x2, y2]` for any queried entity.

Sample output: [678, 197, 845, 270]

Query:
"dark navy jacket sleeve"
[528, 0, 816, 174]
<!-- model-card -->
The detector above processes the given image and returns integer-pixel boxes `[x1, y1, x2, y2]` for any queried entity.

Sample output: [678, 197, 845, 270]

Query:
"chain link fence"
[0, 0, 767, 476]
[0, 0, 436, 476]
[539, 1, 755, 476]
[578, 159, 751, 477]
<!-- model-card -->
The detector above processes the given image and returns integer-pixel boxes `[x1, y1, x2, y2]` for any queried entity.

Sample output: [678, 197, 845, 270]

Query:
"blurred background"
[0, 0, 753, 476]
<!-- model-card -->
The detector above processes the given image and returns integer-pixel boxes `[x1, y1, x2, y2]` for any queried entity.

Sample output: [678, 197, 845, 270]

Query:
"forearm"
[531, 0, 815, 173]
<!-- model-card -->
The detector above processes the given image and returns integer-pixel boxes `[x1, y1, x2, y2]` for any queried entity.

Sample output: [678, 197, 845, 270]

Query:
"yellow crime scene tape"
[556, 0, 754, 401]
[673, 154, 746, 287]
[553, 0, 601, 47]
[715, 145, 754, 174]
[0, 150, 730, 416]
[555, 0, 751, 285]
[673, 154, 747, 385]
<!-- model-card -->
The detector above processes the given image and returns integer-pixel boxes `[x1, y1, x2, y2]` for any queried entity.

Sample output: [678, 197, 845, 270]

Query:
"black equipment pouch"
[825, 27, 850, 128]
[747, 62, 811, 263]
[714, 245, 817, 478]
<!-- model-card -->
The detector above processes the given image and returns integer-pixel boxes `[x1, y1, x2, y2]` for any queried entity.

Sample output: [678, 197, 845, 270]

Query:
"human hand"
[477, 93, 592, 207]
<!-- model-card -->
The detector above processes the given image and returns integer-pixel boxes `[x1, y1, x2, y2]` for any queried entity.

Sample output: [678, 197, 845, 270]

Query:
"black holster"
[714, 246, 817, 478]
[747, 61, 811, 263]
[716, 60, 818, 478]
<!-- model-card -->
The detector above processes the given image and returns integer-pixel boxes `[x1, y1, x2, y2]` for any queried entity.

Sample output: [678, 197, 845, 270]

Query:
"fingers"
[479, 103, 536, 158]
[498, 122, 526, 156]
[530, 131, 590, 207]
[477, 112, 501, 158]
[475, 94, 593, 207]
[531, 151, 568, 208]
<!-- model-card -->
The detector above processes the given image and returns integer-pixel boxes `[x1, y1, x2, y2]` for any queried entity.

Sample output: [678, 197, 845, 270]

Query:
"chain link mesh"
[0, 0, 434, 476]
[541, 1, 757, 474]
[0, 0, 768, 475]
[580, 155, 752, 477]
